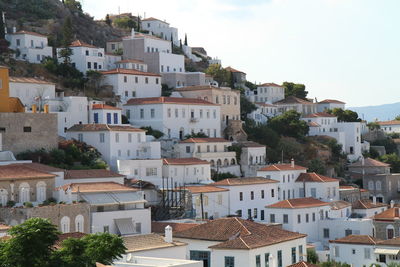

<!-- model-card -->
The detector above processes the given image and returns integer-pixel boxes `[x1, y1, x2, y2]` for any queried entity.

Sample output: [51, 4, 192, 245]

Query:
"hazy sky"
[81, 0, 400, 107]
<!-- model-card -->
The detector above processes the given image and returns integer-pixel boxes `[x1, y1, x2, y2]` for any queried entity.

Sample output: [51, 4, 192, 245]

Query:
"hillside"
[349, 102, 400, 122]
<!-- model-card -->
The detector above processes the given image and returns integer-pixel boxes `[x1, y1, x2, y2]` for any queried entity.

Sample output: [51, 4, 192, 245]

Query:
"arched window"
[223, 159, 229, 166]
[19, 182, 30, 204]
[61, 216, 71, 233]
[217, 159, 222, 166]
[376, 181, 382, 191]
[368, 181, 374, 190]
[210, 160, 215, 167]
[387, 225, 395, 239]
[36, 181, 46, 203]
[231, 158, 236, 165]
[0, 189, 8, 206]
[75, 215, 84, 233]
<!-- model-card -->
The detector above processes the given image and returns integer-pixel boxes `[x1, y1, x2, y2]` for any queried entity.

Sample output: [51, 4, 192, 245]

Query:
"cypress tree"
[170, 33, 173, 44]
[184, 33, 188, 46]
[179, 39, 182, 49]
[105, 14, 111, 26]
[0, 11, 5, 39]
[137, 15, 141, 32]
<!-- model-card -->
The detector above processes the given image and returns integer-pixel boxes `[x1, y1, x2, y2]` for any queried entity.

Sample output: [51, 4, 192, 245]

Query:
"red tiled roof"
[307, 121, 320, 127]
[91, 104, 121, 110]
[163, 158, 210, 165]
[174, 85, 238, 92]
[181, 185, 229, 194]
[295, 172, 339, 183]
[259, 83, 283, 88]
[377, 120, 400, 126]
[11, 30, 47, 38]
[124, 97, 219, 106]
[0, 164, 56, 180]
[9, 77, 55, 85]
[287, 262, 320, 267]
[318, 99, 346, 104]
[225, 66, 245, 74]
[213, 177, 279, 186]
[179, 138, 230, 143]
[303, 112, 336, 118]
[116, 59, 145, 64]
[329, 200, 352, 210]
[64, 169, 124, 179]
[100, 68, 160, 77]
[352, 200, 387, 209]
[266, 197, 329, 209]
[274, 96, 313, 105]
[20, 162, 64, 173]
[174, 217, 306, 250]
[151, 221, 198, 234]
[57, 182, 137, 193]
[258, 163, 307, 172]
[339, 185, 356, 190]
[377, 237, 400, 246]
[239, 141, 265, 148]
[329, 235, 379, 245]
[69, 40, 97, 48]
[349, 158, 390, 167]
[54, 232, 87, 248]
[374, 207, 400, 221]
[67, 124, 145, 132]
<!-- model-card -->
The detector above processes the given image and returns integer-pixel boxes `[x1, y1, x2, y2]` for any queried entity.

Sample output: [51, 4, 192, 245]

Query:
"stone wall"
[374, 220, 400, 240]
[0, 112, 58, 154]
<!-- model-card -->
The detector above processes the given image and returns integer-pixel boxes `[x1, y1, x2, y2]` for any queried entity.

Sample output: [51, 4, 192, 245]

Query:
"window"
[87, 62, 91, 69]
[352, 249, 356, 255]
[254, 208, 258, 219]
[270, 214, 275, 223]
[23, 126, 31, 132]
[113, 113, 118, 124]
[99, 133, 105, 143]
[323, 228, 330, 238]
[239, 192, 243, 201]
[213, 110, 217, 118]
[277, 250, 282, 267]
[292, 247, 296, 264]
[85, 50, 89, 56]
[135, 223, 142, 233]
[261, 210, 265, 220]
[175, 109, 179, 118]
[283, 214, 288, 224]
[306, 213, 309, 223]
[78, 133, 83, 142]
[334, 246, 339, 257]
[156, 78, 159, 84]
[60, 216, 71, 233]
[16, 39, 20, 46]
[248, 209, 251, 219]
[297, 214, 301, 223]
[299, 245, 303, 257]
[261, 190, 265, 199]
[345, 229, 352, 236]
[200, 109, 203, 118]
[312, 212, 316, 221]
[167, 108, 171, 118]
[140, 109, 144, 119]
[107, 113, 111, 124]
[132, 91, 136, 97]
[128, 133, 132, 143]
[145, 77, 149, 84]
[126, 109, 131, 119]
[265, 253, 270, 267]
[217, 194, 222, 205]
[251, 191, 254, 200]
[225, 256, 234, 267]
[364, 248, 371, 259]
[256, 255, 261, 267]
[146, 168, 157, 176]
[135, 77, 138, 83]
[237, 210, 242, 217]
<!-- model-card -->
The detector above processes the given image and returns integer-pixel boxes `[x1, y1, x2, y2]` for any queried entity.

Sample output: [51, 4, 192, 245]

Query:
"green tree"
[395, 115, 400, 121]
[240, 95, 257, 120]
[212, 172, 237, 182]
[379, 153, 400, 173]
[113, 17, 136, 29]
[105, 14, 111, 26]
[307, 248, 319, 264]
[327, 108, 361, 122]
[0, 218, 59, 267]
[308, 158, 327, 175]
[184, 33, 188, 46]
[64, 0, 82, 12]
[184, 132, 208, 139]
[62, 17, 73, 46]
[268, 110, 309, 139]
[136, 15, 141, 32]
[0, 10, 5, 39]
[282, 82, 308, 99]
[140, 126, 164, 139]
[205, 64, 230, 86]
[367, 121, 381, 131]
[85, 70, 104, 96]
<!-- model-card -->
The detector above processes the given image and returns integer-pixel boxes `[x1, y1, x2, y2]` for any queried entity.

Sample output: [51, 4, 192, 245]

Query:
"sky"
[81, 0, 400, 107]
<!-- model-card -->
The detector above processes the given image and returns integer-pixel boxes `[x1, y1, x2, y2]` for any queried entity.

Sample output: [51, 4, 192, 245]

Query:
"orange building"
[0, 66, 25, 113]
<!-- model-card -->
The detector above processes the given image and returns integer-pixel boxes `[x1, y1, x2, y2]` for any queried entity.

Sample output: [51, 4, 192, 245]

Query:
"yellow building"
[0, 66, 25, 113]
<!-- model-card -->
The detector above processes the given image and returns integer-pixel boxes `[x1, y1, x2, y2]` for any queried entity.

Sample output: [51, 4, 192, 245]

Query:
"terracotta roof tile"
[374, 207, 400, 221]
[181, 185, 229, 193]
[329, 235, 380, 245]
[123, 233, 186, 252]
[57, 182, 137, 193]
[349, 158, 390, 167]
[318, 99, 346, 104]
[225, 66, 245, 74]
[100, 68, 160, 77]
[116, 59, 145, 64]
[259, 83, 284, 88]
[179, 138, 230, 143]
[287, 262, 320, 267]
[274, 96, 314, 105]
[163, 158, 210, 165]
[258, 163, 307, 171]
[124, 97, 219, 106]
[10, 30, 47, 38]
[303, 112, 336, 118]
[266, 197, 329, 209]
[64, 169, 124, 179]
[9, 77, 55, 85]
[377, 120, 400, 126]
[54, 232, 86, 248]
[295, 172, 339, 183]
[307, 121, 321, 127]
[91, 104, 121, 110]
[352, 200, 387, 209]
[69, 40, 97, 48]
[377, 237, 400, 246]
[174, 217, 305, 250]
[0, 224, 10, 231]
[151, 222, 198, 234]
[212, 177, 279, 186]
[67, 124, 145, 132]
[0, 164, 56, 180]
[239, 141, 266, 148]
[20, 162, 64, 173]
[329, 200, 352, 210]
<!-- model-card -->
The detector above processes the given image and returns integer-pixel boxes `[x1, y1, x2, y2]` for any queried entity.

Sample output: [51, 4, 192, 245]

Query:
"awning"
[374, 248, 400, 255]
[114, 218, 135, 236]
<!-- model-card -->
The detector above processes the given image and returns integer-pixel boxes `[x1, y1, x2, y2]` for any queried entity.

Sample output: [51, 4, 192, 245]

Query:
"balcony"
[190, 117, 199, 123]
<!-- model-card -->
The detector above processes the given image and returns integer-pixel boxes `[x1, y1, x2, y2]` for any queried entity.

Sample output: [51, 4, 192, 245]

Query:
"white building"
[239, 141, 267, 177]
[111, 256, 202, 267]
[254, 83, 285, 103]
[115, 59, 148, 72]
[163, 158, 212, 187]
[265, 197, 331, 242]
[257, 161, 308, 201]
[104, 53, 122, 70]
[66, 124, 161, 170]
[57, 40, 105, 74]
[173, 138, 240, 176]
[294, 172, 340, 201]
[247, 102, 279, 124]
[89, 104, 122, 124]
[141, 17, 179, 46]
[9, 77, 56, 108]
[174, 217, 308, 267]
[352, 199, 388, 218]
[182, 185, 229, 220]
[101, 68, 161, 102]
[57, 181, 151, 235]
[117, 159, 164, 188]
[317, 99, 345, 112]
[6, 30, 53, 63]
[123, 97, 221, 140]
[274, 96, 317, 115]
[212, 177, 279, 221]
[378, 121, 400, 134]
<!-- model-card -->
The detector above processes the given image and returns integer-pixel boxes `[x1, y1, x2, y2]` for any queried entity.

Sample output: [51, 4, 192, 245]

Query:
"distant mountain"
[349, 102, 400, 122]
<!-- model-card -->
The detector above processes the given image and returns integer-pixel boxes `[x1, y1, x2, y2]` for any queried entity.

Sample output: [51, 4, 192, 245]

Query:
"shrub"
[6, 200, 16, 207]
[24, 202, 33, 208]
[140, 126, 164, 139]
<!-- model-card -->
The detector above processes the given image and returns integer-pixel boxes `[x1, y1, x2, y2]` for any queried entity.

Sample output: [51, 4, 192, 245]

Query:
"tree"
[327, 108, 361, 122]
[170, 33, 173, 44]
[140, 126, 164, 139]
[205, 64, 230, 86]
[179, 39, 182, 49]
[0, 218, 59, 267]
[282, 82, 308, 99]
[240, 95, 257, 120]
[212, 172, 237, 182]
[0, 10, 5, 39]
[85, 70, 104, 96]
[308, 158, 327, 175]
[268, 110, 309, 139]
[367, 121, 381, 131]
[113, 17, 136, 30]
[136, 15, 141, 32]
[184, 132, 208, 139]
[105, 14, 111, 26]
[184, 33, 188, 46]
[307, 248, 319, 264]
[395, 115, 400, 121]
[64, 0, 82, 12]
[379, 153, 400, 173]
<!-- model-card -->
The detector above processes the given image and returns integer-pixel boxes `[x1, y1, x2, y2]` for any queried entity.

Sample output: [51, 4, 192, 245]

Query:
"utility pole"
[200, 192, 204, 220]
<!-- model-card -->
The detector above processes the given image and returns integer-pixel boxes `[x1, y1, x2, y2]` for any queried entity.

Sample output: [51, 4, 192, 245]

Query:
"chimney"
[391, 200, 395, 209]
[291, 158, 295, 168]
[44, 104, 49, 113]
[164, 225, 173, 243]
[32, 104, 37, 113]
[372, 196, 376, 205]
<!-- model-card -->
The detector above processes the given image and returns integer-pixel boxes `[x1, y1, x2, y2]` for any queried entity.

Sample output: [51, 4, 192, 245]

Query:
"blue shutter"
[114, 113, 118, 124]
[107, 113, 111, 124]
[94, 113, 98, 123]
